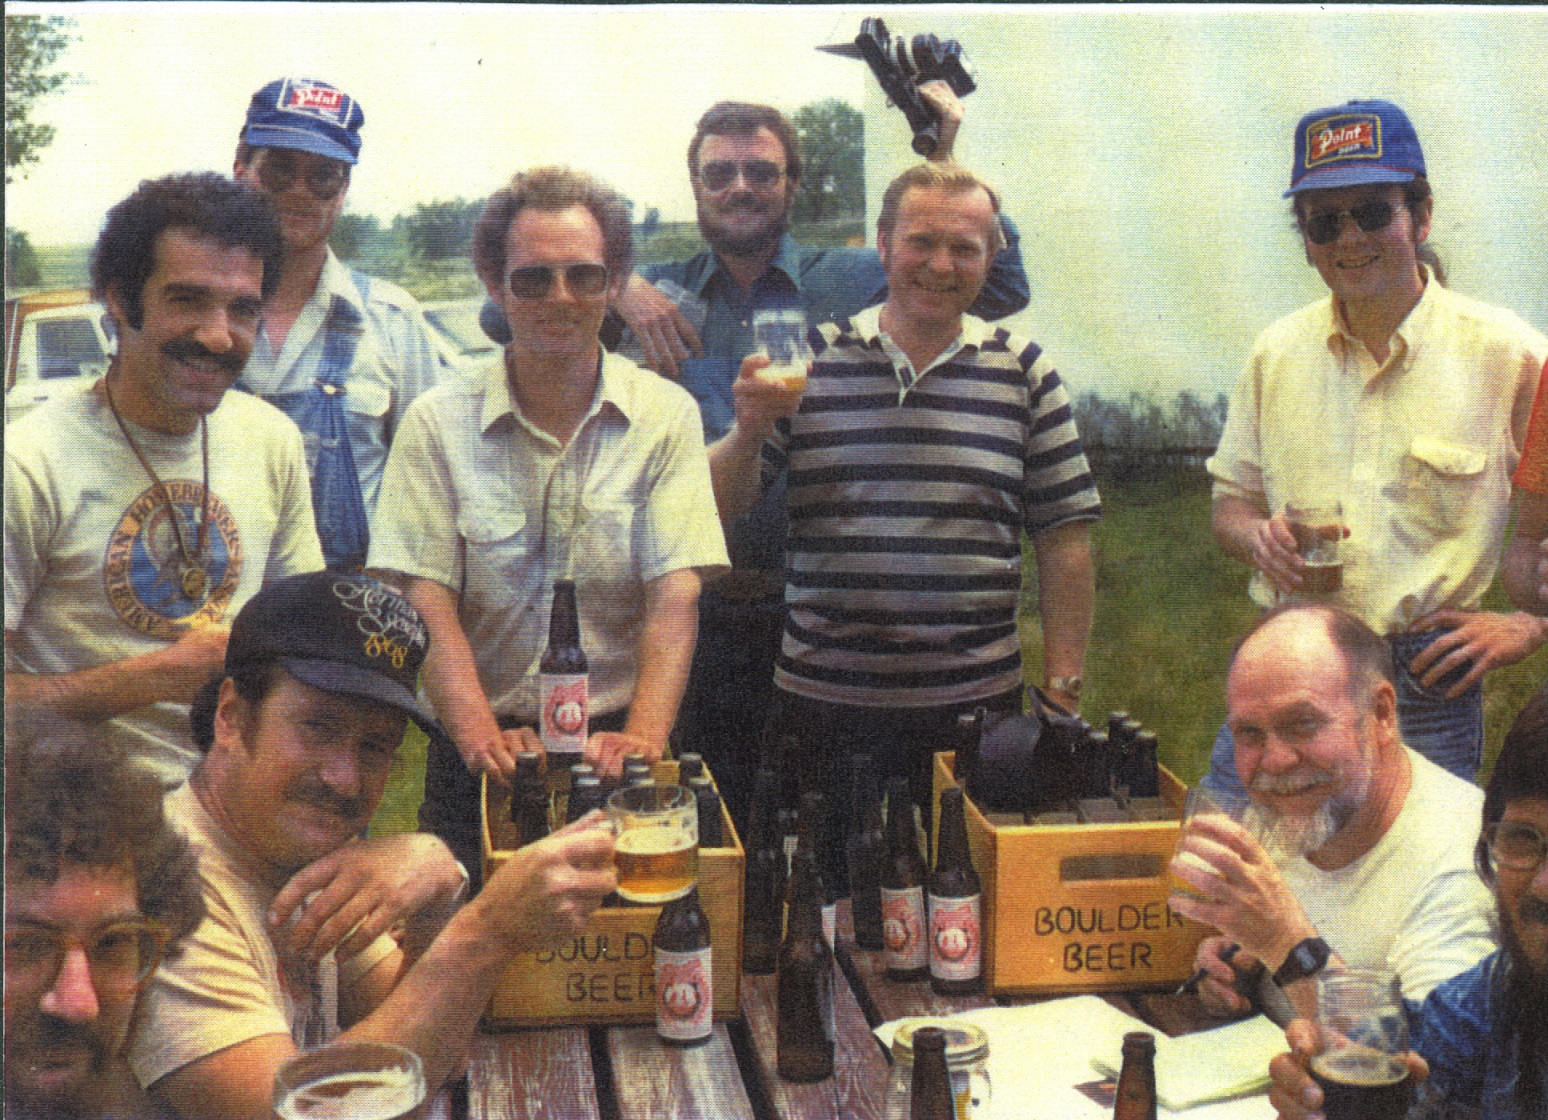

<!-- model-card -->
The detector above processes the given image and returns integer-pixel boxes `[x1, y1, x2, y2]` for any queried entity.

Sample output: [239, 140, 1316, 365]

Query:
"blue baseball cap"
[242, 77, 364, 165]
[1285, 99, 1425, 197]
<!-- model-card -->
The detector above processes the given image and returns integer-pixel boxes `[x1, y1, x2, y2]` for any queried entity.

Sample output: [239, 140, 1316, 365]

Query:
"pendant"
[181, 564, 208, 603]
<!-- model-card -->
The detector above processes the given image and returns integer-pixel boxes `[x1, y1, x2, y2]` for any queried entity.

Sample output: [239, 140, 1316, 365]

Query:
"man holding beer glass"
[369, 167, 728, 878]
[1205, 99, 1548, 801]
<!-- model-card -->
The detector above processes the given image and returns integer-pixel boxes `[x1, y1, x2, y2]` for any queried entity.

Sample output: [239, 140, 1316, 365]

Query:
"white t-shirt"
[128, 784, 398, 1091]
[1281, 747, 1496, 1002]
[4, 382, 324, 784]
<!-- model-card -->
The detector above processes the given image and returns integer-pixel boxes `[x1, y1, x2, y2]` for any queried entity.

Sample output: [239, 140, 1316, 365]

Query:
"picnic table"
[448, 900, 1226, 1120]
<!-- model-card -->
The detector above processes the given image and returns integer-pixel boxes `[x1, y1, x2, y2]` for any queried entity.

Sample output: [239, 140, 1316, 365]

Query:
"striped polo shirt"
[762, 307, 1101, 709]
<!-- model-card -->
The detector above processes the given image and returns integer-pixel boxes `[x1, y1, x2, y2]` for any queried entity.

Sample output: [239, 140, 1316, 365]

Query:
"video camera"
[819, 18, 976, 157]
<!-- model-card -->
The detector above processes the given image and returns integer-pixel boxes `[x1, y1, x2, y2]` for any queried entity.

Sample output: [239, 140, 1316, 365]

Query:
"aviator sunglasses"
[699, 159, 784, 192]
[254, 155, 349, 201]
[1302, 199, 1397, 246]
[505, 263, 610, 300]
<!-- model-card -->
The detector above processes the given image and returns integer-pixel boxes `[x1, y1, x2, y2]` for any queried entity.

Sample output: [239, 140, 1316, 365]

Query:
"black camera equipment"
[818, 18, 976, 157]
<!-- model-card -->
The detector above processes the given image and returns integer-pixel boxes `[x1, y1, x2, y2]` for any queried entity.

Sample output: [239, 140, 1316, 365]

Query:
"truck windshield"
[38, 318, 108, 379]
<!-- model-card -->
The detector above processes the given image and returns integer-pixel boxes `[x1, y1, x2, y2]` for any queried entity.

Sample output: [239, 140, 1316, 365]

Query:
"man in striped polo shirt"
[710, 161, 1100, 879]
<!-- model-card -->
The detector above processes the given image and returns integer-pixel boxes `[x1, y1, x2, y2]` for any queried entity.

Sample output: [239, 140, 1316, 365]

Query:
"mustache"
[9, 1014, 108, 1065]
[283, 780, 368, 822]
[1520, 894, 1548, 926]
[1249, 771, 1334, 795]
[161, 339, 244, 375]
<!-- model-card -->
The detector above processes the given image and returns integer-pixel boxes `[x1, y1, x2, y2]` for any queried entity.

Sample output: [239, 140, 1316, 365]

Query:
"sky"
[7, 3, 1547, 398]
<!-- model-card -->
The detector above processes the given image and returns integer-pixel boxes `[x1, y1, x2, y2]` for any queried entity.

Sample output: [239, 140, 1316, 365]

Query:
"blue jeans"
[1200, 628, 1485, 813]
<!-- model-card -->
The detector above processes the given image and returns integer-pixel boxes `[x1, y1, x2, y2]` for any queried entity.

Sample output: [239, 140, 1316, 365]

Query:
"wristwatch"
[1047, 675, 1083, 700]
[1272, 936, 1331, 987]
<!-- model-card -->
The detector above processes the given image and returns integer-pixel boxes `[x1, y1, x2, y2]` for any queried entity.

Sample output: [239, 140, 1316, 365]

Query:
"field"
[369, 469, 1547, 835]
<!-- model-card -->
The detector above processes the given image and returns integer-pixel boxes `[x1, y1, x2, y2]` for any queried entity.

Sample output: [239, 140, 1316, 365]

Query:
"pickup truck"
[5, 289, 115, 423]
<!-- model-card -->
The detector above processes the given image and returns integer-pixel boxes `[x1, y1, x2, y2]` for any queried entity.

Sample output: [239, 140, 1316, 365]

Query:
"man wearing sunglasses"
[232, 78, 443, 572]
[1269, 686, 1548, 1119]
[5, 717, 204, 1120]
[1205, 99, 1548, 808]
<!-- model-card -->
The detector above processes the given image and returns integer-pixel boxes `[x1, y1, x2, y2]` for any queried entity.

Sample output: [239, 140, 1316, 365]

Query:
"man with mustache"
[1170, 602, 1495, 1022]
[231, 78, 443, 572]
[126, 571, 617, 1119]
[1268, 687, 1548, 1119]
[5, 173, 325, 787]
[4, 718, 204, 1120]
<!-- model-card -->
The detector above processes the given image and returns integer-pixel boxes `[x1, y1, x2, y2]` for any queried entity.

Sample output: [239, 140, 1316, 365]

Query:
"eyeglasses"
[699, 159, 785, 192]
[4, 919, 172, 995]
[255, 156, 350, 201]
[1302, 200, 1397, 245]
[1486, 820, 1548, 873]
[505, 264, 610, 301]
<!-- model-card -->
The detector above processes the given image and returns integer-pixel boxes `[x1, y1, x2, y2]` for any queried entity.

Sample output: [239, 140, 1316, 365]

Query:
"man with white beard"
[1169, 602, 1496, 1020]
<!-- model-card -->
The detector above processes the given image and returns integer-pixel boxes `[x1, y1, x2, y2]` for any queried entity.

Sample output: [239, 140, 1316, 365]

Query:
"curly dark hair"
[686, 102, 802, 185]
[471, 166, 634, 295]
[89, 171, 284, 331]
[5, 713, 205, 952]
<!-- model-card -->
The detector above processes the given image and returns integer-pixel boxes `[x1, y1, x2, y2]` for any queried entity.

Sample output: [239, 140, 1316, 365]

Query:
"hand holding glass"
[1309, 970, 1415, 1120]
[752, 309, 813, 392]
[607, 784, 699, 903]
[1285, 501, 1345, 595]
[1168, 786, 1238, 903]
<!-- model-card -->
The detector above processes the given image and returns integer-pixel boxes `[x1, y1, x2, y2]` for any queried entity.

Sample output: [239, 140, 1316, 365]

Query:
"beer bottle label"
[879, 885, 928, 971]
[928, 893, 982, 982]
[654, 945, 712, 1042]
[540, 673, 588, 753]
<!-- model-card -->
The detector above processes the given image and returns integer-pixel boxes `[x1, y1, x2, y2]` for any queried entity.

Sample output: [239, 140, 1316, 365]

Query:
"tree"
[791, 99, 864, 223]
[328, 212, 382, 262]
[6, 227, 43, 289]
[397, 199, 482, 262]
[6, 14, 74, 184]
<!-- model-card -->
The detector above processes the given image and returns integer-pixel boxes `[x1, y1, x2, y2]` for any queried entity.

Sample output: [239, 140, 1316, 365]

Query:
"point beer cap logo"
[1305, 113, 1382, 169]
[276, 78, 352, 127]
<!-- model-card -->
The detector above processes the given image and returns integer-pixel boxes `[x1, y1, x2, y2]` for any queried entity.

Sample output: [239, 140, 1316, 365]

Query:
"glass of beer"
[1285, 501, 1345, 595]
[752, 308, 814, 392]
[1167, 786, 1238, 903]
[272, 1041, 426, 1120]
[607, 784, 699, 903]
[1310, 970, 1415, 1120]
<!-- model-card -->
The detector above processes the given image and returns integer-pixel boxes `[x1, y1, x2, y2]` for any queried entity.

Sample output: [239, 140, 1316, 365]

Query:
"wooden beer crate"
[480, 761, 744, 1028]
[931, 752, 1209, 997]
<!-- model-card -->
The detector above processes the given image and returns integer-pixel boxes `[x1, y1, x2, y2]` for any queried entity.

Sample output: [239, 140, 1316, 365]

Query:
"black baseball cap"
[225, 572, 439, 737]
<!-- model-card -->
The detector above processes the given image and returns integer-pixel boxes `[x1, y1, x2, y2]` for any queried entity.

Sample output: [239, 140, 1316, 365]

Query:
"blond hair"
[876, 162, 1005, 254]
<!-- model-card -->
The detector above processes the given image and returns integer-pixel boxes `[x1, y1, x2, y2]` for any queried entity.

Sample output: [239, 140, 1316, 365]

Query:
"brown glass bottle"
[566, 774, 603, 823]
[653, 885, 713, 1047]
[928, 786, 983, 995]
[743, 767, 786, 974]
[909, 1026, 955, 1120]
[953, 707, 985, 796]
[539, 580, 588, 759]
[776, 843, 835, 1082]
[511, 751, 549, 846]
[787, 790, 833, 945]
[689, 775, 723, 848]
[1131, 729, 1160, 798]
[846, 754, 886, 951]
[881, 775, 929, 981]
[1114, 1031, 1158, 1120]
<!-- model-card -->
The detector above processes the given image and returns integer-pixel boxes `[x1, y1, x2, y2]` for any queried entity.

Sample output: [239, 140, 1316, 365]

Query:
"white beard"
[1244, 799, 1340, 862]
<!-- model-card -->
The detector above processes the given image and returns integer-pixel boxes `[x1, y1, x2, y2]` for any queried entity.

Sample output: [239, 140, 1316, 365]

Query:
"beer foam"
[276, 1069, 424, 1120]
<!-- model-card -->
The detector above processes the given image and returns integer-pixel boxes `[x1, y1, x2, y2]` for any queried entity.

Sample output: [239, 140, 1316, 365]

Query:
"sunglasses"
[1302, 200, 1397, 245]
[1486, 820, 1548, 873]
[255, 156, 350, 201]
[699, 160, 785, 192]
[5, 918, 172, 995]
[505, 263, 610, 301]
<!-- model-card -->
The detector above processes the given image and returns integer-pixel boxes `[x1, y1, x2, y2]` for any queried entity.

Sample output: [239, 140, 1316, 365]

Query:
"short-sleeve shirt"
[1208, 272, 1547, 634]
[4, 384, 324, 785]
[1511, 357, 1548, 495]
[762, 307, 1101, 709]
[368, 351, 729, 720]
[128, 784, 399, 1090]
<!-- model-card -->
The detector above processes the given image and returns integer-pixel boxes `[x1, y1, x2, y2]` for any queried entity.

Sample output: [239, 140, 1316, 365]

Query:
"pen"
[1176, 941, 1240, 996]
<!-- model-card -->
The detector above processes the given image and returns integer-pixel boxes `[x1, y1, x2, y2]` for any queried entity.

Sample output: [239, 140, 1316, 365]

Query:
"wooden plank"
[606, 1023, 756, 1120]
[467, 1028, 600, 1120]
[835, 900, 995, 1026]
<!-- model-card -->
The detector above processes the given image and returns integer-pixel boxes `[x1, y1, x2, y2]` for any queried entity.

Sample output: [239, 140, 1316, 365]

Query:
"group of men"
[5, 71, 1548, 1120]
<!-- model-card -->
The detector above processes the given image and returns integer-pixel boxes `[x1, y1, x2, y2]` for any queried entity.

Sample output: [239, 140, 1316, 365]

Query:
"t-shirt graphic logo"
[105, 482, 241, 638]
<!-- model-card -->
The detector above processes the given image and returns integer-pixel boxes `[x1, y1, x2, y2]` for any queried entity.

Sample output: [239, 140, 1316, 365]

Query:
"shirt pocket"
[1395, 435, 1487, 542]
[457, 503, 534, 598]
[575, 500, 641, 598]
[343, 377, 392, 446]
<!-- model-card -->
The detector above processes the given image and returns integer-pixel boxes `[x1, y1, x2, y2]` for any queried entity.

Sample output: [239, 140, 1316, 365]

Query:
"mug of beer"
[1167, 786, 1238, 903]
[272, 1041, 426, 1120]
[1310, 970, 1415, 1120]
[752, 308, 814, 392]
[607, 784, 699, 903]
[1285, 500, 1345, 595]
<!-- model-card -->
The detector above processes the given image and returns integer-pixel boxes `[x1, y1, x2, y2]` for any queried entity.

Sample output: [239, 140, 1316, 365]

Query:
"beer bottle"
[1113, 1032, 1158, 1120]
[653, 885, 713, 1047]
[743, 768, 786, 974]
[953, 707, 985, 796]
[908, 1026, 955, 1120]
[787, 791, 833, 946]
[567, 774, 603, 823]
[776, 735, 804, 876]
[512, 751, 549, 846]
[846, 754, 887, 951]
[776, 841, 835, 1083]
[1131, 730, 1161, 798]
[881, 775, 929, 981]
[928, 786, 983, 995]
[677, 752, 705, 782]
[539, 580, 588, 759]
[689, 775, 723, 848]
[510, 751, 541, 826]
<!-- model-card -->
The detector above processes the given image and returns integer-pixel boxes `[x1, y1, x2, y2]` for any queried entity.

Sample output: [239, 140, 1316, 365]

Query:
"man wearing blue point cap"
[232, 78, 443, 572]
[1203, 99, 1548, 808]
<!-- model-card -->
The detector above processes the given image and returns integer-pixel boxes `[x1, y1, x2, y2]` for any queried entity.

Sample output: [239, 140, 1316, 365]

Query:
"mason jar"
[883, 1019, 991, 1120]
